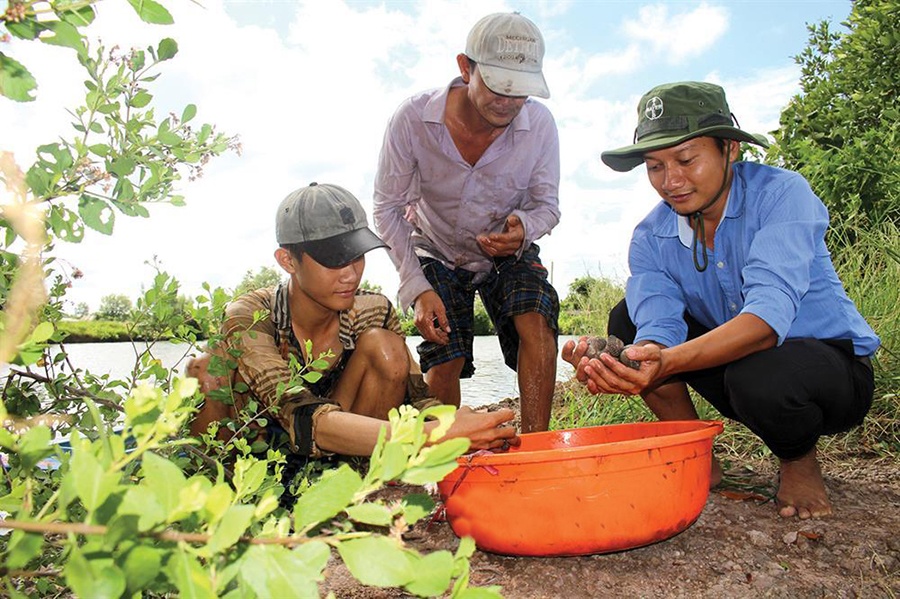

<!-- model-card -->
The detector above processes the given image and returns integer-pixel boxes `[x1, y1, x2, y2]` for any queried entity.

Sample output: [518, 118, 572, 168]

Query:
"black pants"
[608, 300, 874, 460]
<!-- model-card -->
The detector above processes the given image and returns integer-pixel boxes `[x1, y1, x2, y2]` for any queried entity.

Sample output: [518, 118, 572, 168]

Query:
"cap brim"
[601, 127, 770, 172]
[300, 228, 388, 268]
[478, 63, 550, 99]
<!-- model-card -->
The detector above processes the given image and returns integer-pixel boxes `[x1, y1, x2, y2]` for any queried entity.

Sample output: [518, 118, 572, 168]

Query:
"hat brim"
[478, 63, 550, 99]
[601, 126, 770, 172]
[300, 227, 388, 268]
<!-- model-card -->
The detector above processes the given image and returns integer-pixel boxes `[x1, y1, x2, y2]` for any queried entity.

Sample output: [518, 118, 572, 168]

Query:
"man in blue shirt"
[563, 82, 879, 519]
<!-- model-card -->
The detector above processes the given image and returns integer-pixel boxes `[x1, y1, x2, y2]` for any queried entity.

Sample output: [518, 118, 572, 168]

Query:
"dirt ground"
[321, 398, 900, 598]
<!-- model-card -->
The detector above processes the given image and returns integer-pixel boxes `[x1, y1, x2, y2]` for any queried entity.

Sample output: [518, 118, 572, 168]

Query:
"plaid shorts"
[417, 244, 559, 377]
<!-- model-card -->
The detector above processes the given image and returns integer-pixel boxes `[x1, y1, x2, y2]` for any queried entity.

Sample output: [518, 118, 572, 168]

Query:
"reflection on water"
[28, 335, 579, 409]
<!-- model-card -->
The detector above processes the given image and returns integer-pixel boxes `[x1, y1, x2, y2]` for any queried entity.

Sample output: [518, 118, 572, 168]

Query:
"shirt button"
[730, 303, 738, 312]
[717, 261, 725, 268]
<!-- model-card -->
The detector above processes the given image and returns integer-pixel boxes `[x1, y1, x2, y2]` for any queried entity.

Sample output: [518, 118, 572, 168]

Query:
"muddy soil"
[321, 397, 900, 598]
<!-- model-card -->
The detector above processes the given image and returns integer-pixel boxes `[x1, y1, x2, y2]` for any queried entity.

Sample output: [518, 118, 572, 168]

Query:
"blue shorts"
[417, 244, 559, 377]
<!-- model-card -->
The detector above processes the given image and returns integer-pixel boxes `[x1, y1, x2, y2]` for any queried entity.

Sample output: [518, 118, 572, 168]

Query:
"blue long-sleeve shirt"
[626, 161, 880, 357]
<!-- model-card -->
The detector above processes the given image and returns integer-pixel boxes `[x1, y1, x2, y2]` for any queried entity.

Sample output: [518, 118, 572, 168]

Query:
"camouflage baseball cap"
[601, 81, 769, 172]
[275, 182, 387, 268]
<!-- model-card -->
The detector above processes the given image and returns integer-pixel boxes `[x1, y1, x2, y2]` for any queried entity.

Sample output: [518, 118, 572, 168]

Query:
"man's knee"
[607, 298, 636, 341]
[187, 352, 235, 438]
[355, 328, 410, 382]
[187, 352, 230, 394]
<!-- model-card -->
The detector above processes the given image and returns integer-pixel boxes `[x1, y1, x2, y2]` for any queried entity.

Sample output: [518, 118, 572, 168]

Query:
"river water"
[43, 336, 579, 408]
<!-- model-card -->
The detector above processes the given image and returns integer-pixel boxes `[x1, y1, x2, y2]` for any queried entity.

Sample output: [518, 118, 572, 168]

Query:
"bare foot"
[710, 457, 723, 488]
[776, 448, 832, 519]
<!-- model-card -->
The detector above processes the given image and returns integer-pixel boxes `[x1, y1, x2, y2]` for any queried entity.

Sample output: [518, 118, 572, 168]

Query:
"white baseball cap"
[465, 12, 550, 99]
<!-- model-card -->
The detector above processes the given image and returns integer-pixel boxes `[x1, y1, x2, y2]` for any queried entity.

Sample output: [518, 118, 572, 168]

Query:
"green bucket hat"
[601, 81, 769, 172]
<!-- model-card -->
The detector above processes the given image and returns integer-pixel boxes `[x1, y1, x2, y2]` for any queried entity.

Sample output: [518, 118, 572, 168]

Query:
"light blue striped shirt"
[626, 161, 879, 357]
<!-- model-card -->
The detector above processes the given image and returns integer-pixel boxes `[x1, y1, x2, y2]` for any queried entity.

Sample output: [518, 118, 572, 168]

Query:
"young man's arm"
[313, 407, 519, 456]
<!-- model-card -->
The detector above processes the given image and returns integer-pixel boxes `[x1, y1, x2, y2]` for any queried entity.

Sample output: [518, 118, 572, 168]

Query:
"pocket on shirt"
[482, 174, 528, 222]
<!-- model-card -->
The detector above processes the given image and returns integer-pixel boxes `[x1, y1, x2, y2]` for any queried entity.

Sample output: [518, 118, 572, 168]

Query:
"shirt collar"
[675, 166, 743, 248]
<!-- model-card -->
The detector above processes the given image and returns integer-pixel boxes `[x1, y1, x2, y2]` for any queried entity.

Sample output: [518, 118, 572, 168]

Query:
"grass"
[57, 320, 133, 342]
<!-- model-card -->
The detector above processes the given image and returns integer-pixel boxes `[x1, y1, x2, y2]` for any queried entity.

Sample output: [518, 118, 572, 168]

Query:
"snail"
[581, 335, 640, 369]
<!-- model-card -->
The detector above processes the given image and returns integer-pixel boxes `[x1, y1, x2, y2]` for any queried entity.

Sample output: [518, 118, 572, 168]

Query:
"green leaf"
[157, 37, 179, 59]
[158, 130, 183, 145]
[455, 535, 477, 560]
[141, 451, 187, 515]
[29, 321, 54, 344]
[182, 104, 197, 123]
[198, 123, 212, 143]
[25, 163, 49, 196]
[233, 457, 267, 499]
[130, 90, 153, 108]
[207, 504, 255, 554]
[416, 437, 469, 468]
[345, 502, 393, 527]
[17, 425, 53, 471]
[456, 586, 505, 599]
[58, 4, 97, 27]
[337, 536, 414, 587]
[403, 550, 454, 597]
[120, 486, 165, 531]
[203, 483, 234, 524]
[109, 156, 136, 177]
[65, 547, 127, 599]
[5, 530, 44, 570]
[239, 543, 327, 598]
[0, 52, 37, 102]
[402, 462, 461, 485]
[4, 19, 39, 41]
[89, 143, 111, 157]
[400, 493, 434, 526]
[48, 205, 84, 242]
[121, 545, 163, 594]
[165, 547, 216, 599]
[40, 20, 86, 55]
[292, 465, 362, 531]
[126, 0, 174, 25]
[71, 447, 118, 512]
[78, 195, 115, 235]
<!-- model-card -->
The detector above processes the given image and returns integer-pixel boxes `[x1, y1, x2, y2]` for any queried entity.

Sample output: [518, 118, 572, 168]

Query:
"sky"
[1, 0, 853, 312]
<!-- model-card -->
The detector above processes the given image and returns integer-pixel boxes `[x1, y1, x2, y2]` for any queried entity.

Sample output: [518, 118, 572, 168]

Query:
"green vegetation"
[770, 0, 900, 241]
[1, 2, 494, 597]
[1, 0, 898, 596]
[234, 266, 283, 297]
[557, 275, 623, 335]
[94, 293, 133, 321]
[57, 320, 132, 342]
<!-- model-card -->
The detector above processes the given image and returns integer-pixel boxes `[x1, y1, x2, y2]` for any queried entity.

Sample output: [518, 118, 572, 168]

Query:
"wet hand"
[582, 344, 662, 396]
[477, 214, 524, 257]
[414, 290, 451, 345]
[448, 406, 520, 451]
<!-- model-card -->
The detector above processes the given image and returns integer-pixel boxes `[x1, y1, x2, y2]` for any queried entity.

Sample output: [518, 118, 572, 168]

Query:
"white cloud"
[623, 2, 729, 65]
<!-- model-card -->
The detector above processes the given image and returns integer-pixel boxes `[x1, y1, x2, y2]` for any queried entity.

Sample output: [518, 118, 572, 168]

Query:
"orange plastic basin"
[437, 420, 723, 556]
